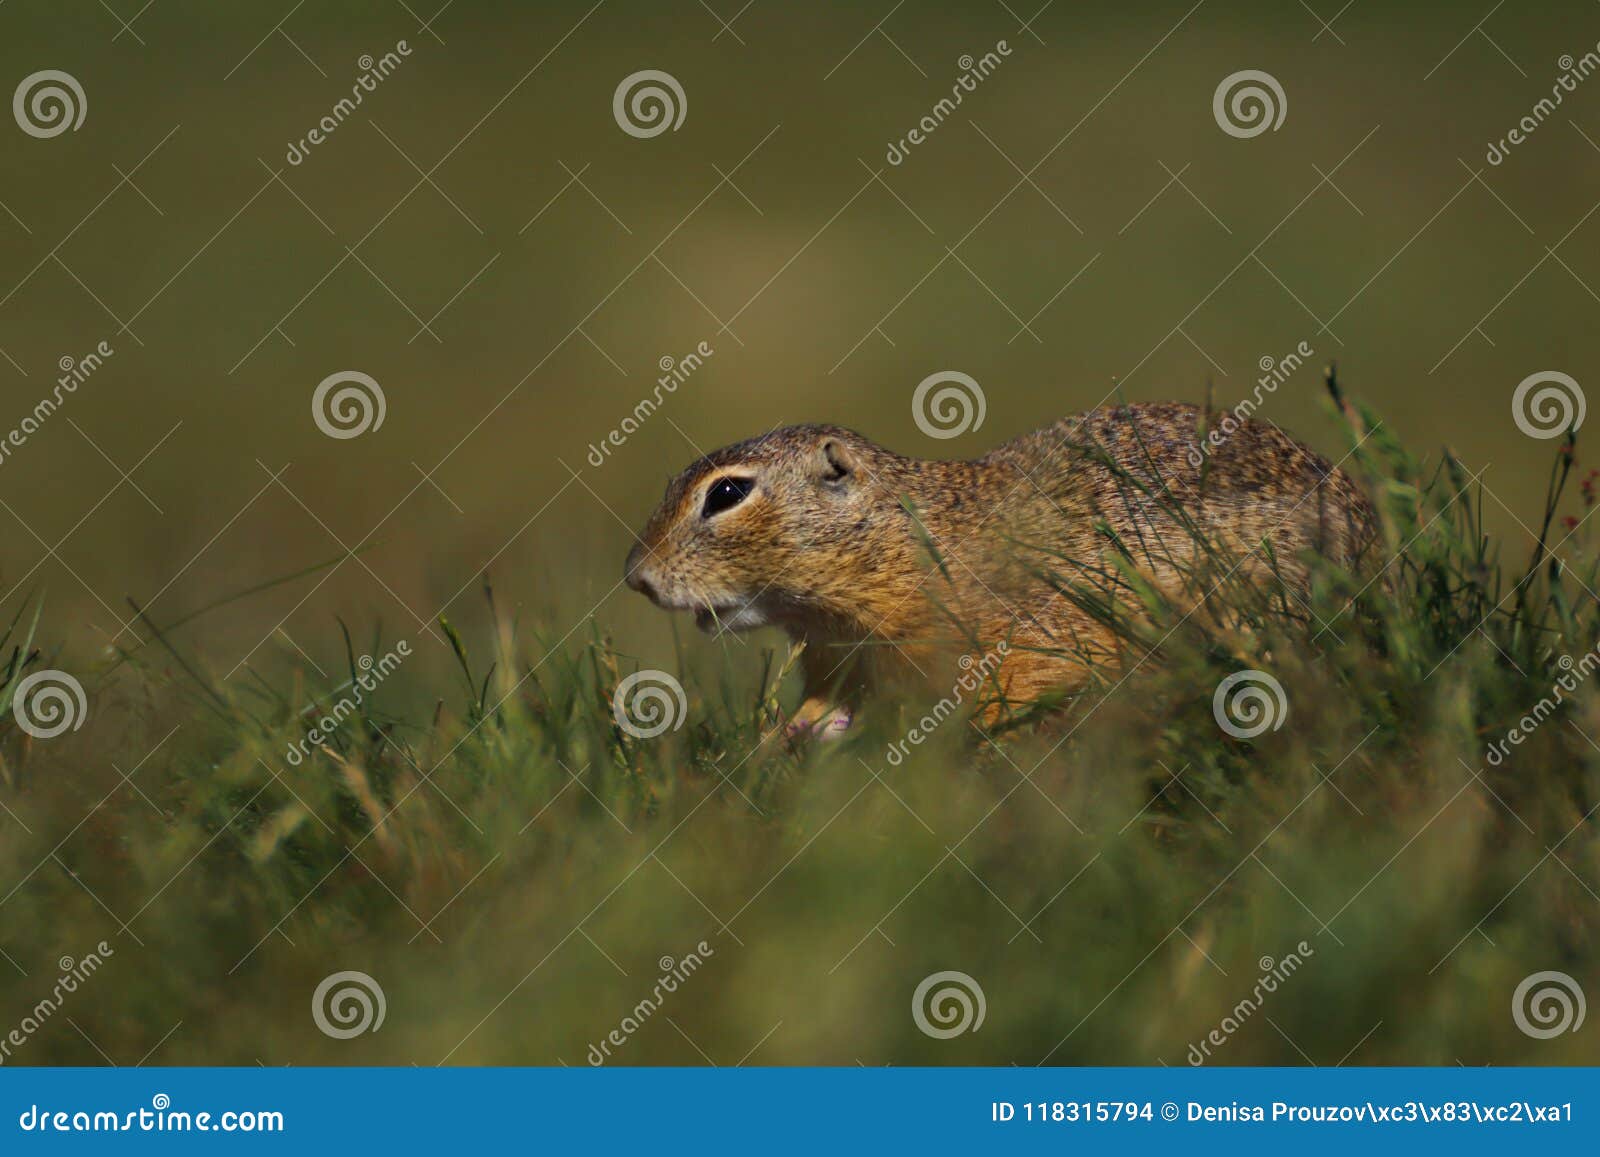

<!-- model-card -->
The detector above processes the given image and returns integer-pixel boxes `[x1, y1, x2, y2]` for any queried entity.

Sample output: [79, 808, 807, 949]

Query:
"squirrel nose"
[625, 544, 658, 601]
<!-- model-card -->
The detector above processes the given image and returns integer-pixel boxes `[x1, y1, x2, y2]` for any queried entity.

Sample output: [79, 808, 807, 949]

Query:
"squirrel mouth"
[694, 603, 763, 634]
[694, 605, 727, 633]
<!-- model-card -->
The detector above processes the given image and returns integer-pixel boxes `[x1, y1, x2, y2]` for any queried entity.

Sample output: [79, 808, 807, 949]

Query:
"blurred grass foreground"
[0, 385, 1595, 1066]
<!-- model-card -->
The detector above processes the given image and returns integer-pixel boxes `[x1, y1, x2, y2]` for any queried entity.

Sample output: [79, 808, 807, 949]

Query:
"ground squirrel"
[624, 401, 1374, 732]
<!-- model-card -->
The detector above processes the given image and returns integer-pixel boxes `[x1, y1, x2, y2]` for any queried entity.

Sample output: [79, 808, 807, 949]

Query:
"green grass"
[0, 376, 1595, 1066]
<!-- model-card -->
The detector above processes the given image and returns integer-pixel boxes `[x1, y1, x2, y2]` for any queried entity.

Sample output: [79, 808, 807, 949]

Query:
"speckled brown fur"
[624, 403, 1373, 728]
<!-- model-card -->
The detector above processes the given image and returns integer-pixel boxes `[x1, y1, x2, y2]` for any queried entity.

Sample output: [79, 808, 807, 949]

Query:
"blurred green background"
[3, 0, 1599, 671]
[2, 1, 1599, 1068]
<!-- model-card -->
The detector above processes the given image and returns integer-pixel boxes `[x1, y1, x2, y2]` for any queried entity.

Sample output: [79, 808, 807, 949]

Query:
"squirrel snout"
[624, 543, 658, 603]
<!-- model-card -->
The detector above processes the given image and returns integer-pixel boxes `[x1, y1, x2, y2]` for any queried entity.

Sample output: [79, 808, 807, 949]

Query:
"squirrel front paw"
[784, 704, 855, 739]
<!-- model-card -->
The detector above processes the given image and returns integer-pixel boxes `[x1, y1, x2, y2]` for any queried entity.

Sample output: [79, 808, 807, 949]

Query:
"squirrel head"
[624, 424, 903, 635]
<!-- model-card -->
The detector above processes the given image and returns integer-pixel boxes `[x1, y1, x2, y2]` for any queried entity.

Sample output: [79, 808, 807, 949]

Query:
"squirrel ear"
[818, 438, 856, 485]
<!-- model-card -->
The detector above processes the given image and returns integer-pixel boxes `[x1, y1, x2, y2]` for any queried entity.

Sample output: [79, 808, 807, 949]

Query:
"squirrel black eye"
[702, 476, 755, 517]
